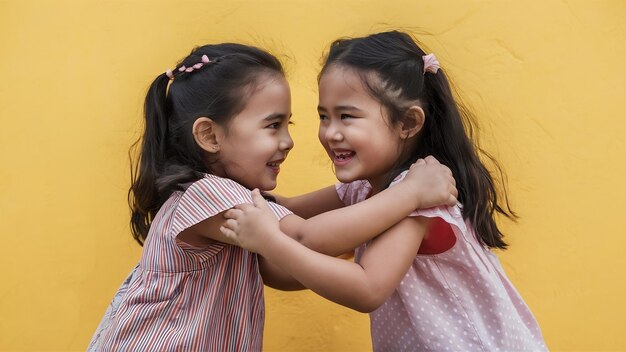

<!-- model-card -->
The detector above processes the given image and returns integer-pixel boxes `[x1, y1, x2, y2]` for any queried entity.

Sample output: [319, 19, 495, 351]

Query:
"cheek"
[317, 127, 326, 144]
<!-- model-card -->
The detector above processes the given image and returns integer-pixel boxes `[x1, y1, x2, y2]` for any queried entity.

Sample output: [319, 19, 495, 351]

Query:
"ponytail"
[424, 72, 515, 249]
[128, 73, 170, 245]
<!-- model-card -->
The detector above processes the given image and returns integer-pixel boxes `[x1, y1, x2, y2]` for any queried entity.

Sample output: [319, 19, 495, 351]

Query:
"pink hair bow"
[422, 53, 440, 74]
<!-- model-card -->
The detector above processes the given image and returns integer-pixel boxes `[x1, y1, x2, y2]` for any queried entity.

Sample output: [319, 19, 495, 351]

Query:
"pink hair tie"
[165, 69, 174, 80]
[191, 55, 211, 70]
[422, 53, 440, 74]
[176, 55, 212, 74]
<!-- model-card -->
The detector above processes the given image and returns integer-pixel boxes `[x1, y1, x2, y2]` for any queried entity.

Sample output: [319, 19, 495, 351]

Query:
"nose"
[321, 121, 343, 143]
[280, 130, 294, 152]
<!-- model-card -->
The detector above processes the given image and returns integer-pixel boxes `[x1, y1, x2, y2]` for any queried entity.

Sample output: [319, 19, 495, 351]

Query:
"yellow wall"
[1, 0, 625, 351]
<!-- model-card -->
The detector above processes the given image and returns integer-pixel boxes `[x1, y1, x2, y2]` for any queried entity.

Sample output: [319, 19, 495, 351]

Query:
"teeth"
[334, 151, 353, 159]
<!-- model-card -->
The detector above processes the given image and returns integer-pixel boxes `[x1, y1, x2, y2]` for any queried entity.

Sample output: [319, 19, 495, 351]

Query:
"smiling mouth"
[266, 160, 283, 174]
[332, 150, 355, 165]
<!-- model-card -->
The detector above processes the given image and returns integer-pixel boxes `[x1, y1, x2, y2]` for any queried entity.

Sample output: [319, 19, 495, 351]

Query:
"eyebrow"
[263, 112, 292, 121]
[317, 105, 363, 113]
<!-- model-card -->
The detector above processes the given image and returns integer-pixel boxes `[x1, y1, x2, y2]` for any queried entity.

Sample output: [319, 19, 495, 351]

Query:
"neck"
[369, 151, 414, 195]
[368, 172, 393, 196]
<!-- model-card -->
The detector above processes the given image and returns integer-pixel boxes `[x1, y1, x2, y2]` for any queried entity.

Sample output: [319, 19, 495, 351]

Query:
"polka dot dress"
[337, 173, 548, 352]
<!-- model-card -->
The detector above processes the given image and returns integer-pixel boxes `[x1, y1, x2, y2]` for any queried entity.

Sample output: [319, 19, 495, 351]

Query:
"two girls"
[222, 31, 548, 351]
[90, 42, 456, 351]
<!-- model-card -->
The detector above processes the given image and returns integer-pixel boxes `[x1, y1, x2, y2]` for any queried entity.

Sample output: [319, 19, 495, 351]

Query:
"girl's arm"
[178, 209, 306, 290]
[183, 157, 453, 254]
[225, 156, 455, 290]
[273, 157, 456, 256]
[221, 191, 426, 312]
[272, 156, 454, 221]
[272, 185, 345, 219]
[182, 157, 454, 288]
[258, 256, 305, 291]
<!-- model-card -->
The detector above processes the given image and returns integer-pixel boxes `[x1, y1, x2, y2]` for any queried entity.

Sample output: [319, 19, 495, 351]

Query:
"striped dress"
[88, 174, 292, 351]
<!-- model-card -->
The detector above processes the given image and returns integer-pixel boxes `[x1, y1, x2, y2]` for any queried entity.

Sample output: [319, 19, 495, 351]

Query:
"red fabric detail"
[418, 217, 456, 255]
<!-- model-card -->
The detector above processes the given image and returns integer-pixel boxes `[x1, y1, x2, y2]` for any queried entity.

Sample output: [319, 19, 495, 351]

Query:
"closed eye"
[340, 114, 355, 119]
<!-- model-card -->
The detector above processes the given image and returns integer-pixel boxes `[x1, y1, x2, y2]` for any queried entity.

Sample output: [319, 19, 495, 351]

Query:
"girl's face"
[318, 66, 405, 192]
[212, 75, 293, 191]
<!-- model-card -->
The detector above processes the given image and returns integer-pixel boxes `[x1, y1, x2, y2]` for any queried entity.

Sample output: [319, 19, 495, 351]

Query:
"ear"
[400, 106, 425, 139]
[192, 117, 222, 154]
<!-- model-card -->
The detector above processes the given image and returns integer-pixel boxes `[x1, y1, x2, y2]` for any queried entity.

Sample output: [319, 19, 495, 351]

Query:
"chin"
[334, 172, 359, 184]
[259, 181, 277, 191]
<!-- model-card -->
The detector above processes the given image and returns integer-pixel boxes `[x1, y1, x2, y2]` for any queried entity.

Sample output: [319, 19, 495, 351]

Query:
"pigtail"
[420, 65, 516, 249]
[128, 73, 171, 245]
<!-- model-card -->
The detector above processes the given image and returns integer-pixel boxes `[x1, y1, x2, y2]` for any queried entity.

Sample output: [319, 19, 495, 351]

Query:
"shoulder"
[185, 174, 250, 202]
[391, 170, 467, 231]
[335, 179, 371, 205]
[388, 170, 409, 188]
[180, 174, 291, 219]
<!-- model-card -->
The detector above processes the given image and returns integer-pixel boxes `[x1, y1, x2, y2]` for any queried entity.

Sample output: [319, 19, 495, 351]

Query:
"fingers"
[425, 155, 440, 164]
[220, 226, 236, 241]
[232, 203, 255, 211]
[451, 183, 458, 198]
[221, 218, 238, 231]
[223, 208, 243, 220]
[410, 158, 426, 170]
[411, 156, 449, 169]
[447, 195, 458, 206]
[251, 189, 270, 210]
[448, 172, 456, 187]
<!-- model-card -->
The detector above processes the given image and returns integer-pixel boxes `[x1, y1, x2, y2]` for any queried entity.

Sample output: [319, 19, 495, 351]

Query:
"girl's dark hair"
[321, 31, 515, 249]
[129, 43, 284, 245]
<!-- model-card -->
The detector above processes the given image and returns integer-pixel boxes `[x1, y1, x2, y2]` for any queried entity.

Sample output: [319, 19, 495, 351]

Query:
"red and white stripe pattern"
[89, 175, 292, 351]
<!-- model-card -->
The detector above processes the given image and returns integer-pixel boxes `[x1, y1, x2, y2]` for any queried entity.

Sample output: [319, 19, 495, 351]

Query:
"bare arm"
[293, 158, 456, 256]
[294, 179, 427, 256]
[177, 209, 305, 290]
[182, 157, 454, 289]
[177, 209, 240, 247]
[221, 194, 427, 312]
[258, 256, 305, 291]
[273, 185, 345, 219]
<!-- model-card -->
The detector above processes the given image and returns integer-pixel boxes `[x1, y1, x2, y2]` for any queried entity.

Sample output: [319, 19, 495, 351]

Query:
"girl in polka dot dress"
[222, 31, 548, 351]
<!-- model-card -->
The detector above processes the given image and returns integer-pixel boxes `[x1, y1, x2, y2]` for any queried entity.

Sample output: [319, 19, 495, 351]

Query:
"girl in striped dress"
[89, 42, 458, 351]
[221, 31, 548, 351]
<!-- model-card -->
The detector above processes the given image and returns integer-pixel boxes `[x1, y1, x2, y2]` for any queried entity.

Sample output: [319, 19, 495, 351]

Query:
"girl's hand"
[220, 189, 283, 254]
[404, 156, 458, 208]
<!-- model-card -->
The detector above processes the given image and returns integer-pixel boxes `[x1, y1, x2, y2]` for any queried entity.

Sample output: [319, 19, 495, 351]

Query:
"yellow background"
[1, 0, 625, 351]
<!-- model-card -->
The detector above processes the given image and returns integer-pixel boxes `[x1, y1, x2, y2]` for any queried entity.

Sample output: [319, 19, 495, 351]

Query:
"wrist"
[398, 178, 423, 209]
[258, 229, 288, 258]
